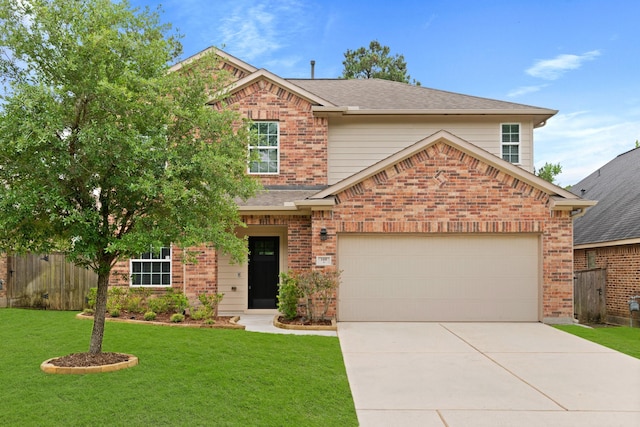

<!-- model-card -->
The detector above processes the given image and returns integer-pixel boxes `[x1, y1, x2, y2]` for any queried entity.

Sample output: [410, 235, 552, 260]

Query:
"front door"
[248, 236, 280, 309]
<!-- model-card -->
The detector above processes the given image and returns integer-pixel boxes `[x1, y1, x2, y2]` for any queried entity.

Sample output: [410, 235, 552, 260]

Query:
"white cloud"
[507, 84, 548, 97]
[218, 0, 307, 61]
[527, 50, 601, 80]
[534, 110, 640, 186]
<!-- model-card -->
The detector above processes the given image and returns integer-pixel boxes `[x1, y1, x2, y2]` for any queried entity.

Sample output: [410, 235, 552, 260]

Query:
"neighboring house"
[572, 147, 640, 326]
[3, 47, 596, 322]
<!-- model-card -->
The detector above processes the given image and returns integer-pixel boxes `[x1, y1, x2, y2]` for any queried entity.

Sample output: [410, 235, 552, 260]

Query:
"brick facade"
[575, 244, 640, 326]
[223, 79, 328, 187]
[314, 142, 574, 321]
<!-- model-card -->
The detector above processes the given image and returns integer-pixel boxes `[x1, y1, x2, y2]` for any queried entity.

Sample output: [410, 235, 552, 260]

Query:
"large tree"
[342, 40, 420, 85]
[0, 0, 258, 354]
[535, 162, 563, 184]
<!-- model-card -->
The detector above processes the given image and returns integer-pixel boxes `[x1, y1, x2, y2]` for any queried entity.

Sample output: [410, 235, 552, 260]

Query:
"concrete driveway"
[337, 322, 640, 427]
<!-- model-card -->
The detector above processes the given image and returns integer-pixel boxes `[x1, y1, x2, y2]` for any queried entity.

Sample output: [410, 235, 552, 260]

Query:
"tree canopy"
[0, 0, 258, 354]
[342, 40, 420, 85]
[535, 162, 563, 184]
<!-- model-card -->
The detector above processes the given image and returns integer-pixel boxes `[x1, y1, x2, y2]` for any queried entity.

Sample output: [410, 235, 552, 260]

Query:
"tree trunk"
[89, 269, 111, 354]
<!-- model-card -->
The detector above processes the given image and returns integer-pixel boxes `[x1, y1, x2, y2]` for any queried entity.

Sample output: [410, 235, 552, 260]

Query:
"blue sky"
[131, 0, 640, 186]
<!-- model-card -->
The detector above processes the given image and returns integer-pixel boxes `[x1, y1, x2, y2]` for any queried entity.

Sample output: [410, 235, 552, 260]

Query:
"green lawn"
[555, 324, 640, 359]
[0, 309, 357, 426]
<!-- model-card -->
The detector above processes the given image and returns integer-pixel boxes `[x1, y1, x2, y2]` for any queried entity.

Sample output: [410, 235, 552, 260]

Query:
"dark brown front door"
[248, 236, 280, 309]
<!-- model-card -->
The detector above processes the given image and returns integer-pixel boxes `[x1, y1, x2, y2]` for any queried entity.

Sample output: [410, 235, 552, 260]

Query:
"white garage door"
[338, 234, 540, 321]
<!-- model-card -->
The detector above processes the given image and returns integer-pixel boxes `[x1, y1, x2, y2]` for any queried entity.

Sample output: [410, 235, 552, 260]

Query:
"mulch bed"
[49, 352, 130, 367]
[276, 316, 333, 326]
[80, 310, 236, 327]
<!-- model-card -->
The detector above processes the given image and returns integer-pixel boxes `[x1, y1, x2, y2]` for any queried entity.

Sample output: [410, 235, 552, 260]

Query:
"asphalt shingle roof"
[237, 187, 326, 207]
[571, 147, 640, 245]
[288, 78, 554, 112]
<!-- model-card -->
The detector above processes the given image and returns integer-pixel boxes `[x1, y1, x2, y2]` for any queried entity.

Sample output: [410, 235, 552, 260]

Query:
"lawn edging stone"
[273, 315, 337, 331]
[40, 354, 138, 375]
[75, 312, 245, 329]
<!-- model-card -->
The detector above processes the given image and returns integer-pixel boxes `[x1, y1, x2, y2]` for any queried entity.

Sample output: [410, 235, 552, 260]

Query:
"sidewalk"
[236, 313, 337, 337]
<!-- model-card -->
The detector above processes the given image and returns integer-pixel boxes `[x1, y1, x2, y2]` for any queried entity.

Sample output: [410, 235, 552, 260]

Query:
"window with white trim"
[249, 121, 279, 174]
[130, 247, 171, 286]
[501, 123, 520, 163]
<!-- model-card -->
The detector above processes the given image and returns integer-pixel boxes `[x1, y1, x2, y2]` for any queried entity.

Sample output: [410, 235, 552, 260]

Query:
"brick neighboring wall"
[318, 141, 575, 321]
[574, 244, 640, 323]
[223, 78, 329, 187]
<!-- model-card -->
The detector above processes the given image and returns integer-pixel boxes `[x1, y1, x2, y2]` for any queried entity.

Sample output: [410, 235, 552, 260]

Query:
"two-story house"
[33, 47, 597, 323]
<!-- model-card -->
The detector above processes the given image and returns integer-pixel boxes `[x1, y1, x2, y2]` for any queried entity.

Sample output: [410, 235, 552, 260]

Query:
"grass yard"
[0, 309, 357, 426]
[555, 324, 640, 359]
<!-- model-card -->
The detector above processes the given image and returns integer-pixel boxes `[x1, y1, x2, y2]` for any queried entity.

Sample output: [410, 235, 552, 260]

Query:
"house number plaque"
[315, 256, 332, 266]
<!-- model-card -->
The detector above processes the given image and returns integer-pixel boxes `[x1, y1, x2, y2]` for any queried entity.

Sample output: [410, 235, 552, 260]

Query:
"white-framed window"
[249, 121, 279, 174]
[501, 123, 520, 163]
[130, 247, 171, 287]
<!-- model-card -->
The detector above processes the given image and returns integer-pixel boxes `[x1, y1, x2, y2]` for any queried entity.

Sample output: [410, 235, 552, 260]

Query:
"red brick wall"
[574, 245, 640, 325]
[316, 142, 574, 321]
[223, 79, 328, 187]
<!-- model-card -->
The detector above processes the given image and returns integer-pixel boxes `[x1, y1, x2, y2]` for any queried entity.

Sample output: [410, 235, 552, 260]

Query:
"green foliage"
[147, 295, 170, 314]
[106, 287, 127, 313]
[85, 288, 97, 309]
[342, 40, 420, 85]
[109, 308, 120, 318]
[535, 162, 563, 184]
[170, 313, 184, 323]
[294, 270, 341, 322]
[124, 296, 145, 314]
[0, 0, 260, 353]
[191, 292, 224, 322]
[143, 311, 157, 321]
[278, 271, 301, 320]
[166, 288, 190, 314]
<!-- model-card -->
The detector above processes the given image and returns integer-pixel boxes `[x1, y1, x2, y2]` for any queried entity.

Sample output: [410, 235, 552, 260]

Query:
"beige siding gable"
[327, 115, 536, 184]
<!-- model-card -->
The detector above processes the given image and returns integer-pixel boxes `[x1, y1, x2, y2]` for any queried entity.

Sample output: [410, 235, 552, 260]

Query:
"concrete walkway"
[338, 322, 640, 427]
[236, 313, 337, 336]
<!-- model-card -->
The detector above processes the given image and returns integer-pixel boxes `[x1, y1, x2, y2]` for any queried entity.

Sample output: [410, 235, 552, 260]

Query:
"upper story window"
[130, 247, 171, 287]
[249, 121, 279, 174]
[501, 123, 520, 164]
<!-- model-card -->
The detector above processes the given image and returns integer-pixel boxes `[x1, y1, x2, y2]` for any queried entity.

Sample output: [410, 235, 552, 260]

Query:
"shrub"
[143, 311, 157, 321]
[277, 272, 300, 320]
[107, 287, 128, 313]
[110, 308, 121, 317]
[82, 308, 94, 315]
[85, 288, 97, 309]
[191, 293, 224, 322]
[169, 290, 189, 314]
[296, 270, 341, 321]
[170, 313, 185, 323]
[147, 296, 170, 314]
[124, 296, 145, 314]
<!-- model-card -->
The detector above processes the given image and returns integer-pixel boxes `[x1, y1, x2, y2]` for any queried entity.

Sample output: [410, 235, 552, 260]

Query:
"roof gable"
[311, 130, 592, 211]
[571, 147, 640, 246]
[169, 47, 257, 75]
[210, 69, 335, 107]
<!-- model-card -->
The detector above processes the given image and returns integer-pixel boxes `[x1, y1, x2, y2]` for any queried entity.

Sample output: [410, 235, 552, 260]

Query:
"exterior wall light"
[320, 227, 328, 241]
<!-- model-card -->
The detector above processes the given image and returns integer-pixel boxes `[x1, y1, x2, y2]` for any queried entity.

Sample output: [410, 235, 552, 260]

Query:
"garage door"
[338, 234, 539, 321]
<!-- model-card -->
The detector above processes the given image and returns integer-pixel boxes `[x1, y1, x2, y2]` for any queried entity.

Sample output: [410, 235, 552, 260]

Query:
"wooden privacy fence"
[6, 254, 97, 310]
[574, 268, 607, 324]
